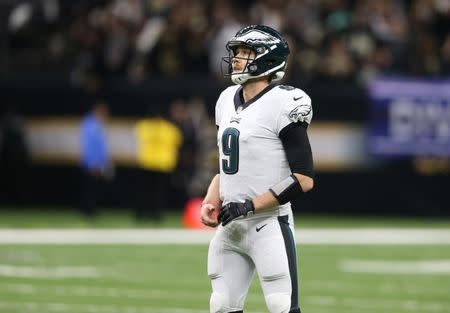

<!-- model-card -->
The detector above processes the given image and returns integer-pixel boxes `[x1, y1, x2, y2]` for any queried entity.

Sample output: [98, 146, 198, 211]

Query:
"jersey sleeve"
[215, 97, 222, 127]
[215, 88, 229, 127]
[276, 88, 313, 135]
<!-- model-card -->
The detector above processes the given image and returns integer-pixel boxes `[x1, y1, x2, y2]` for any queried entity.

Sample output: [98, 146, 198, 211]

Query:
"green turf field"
[0, 209, 449, 312]
[1, 208, 450, 228]
[0, 243, 449, 313]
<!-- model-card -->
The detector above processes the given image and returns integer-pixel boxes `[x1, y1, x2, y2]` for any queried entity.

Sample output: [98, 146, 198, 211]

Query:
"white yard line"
[0, 228, 450, 244]
[0, 301, 210, 313]
[2, 293, 448, 313]
[306, 296, 450, 312]
[0, 264, 99, 278]
[0, 283, 207, 300]
[308, 279, 450, 296]
[339, 259, 450, 275]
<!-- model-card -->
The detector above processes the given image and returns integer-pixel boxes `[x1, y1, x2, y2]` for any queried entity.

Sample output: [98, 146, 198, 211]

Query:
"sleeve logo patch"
[289, 104, 311, 120]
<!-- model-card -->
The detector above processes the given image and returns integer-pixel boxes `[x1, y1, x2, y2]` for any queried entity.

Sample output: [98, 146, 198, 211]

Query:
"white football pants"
[207, 212, 300, 313]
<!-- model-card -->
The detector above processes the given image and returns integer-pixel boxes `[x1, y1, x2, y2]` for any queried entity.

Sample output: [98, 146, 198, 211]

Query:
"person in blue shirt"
[80, 100, 112, 218]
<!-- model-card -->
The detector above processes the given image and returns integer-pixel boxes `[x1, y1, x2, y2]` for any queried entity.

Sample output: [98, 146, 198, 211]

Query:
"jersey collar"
[233, 84, 277, 113]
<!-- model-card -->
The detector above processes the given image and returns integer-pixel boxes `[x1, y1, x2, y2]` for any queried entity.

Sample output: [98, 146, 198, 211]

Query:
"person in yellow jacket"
[135, 108, 183, 221]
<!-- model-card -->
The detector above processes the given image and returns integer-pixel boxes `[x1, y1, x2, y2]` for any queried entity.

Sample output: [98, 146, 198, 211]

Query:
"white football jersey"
[216, 84, 313, 219]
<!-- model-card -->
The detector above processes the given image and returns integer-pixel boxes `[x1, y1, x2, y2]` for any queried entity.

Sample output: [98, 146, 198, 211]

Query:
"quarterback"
[201, 25, 314, 313]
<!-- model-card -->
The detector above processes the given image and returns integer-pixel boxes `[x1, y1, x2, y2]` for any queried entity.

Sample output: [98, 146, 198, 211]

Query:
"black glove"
[218, 200, 255, 226]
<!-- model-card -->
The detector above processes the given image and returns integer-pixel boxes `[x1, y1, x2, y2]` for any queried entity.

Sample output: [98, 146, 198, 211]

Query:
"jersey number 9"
[221, 127, 240, 174]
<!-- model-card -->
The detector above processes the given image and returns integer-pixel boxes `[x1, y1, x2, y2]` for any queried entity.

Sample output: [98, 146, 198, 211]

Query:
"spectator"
[208, 0, 243, 79]
[79, 100, 113, 218]
[134, 105, 182, 221]
[1, 0, 449, 82]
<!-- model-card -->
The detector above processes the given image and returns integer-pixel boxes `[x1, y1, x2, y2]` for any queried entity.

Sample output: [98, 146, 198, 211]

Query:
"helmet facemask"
[221, 43, 259, 85]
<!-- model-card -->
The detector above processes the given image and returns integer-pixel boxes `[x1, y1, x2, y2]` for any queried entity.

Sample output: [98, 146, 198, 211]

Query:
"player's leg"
[208, 227, 255, 313]
[80, 170, 97, 217]
[250, 214, 301, 313]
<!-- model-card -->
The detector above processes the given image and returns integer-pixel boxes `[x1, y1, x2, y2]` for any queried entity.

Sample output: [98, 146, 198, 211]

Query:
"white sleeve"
[215, 92, 224, 127]
[215, 103, 220, 127]
[276, 89, 313, 135]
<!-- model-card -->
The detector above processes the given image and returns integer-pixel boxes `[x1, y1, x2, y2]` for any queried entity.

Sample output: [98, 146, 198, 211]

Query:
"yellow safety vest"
[135, 118, 183, 172]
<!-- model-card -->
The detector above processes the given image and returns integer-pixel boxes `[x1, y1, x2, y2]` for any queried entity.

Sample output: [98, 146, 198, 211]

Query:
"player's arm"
[218, 90, 315, 225]
[253, 122, 314, 211]
[204, 91, 225, 227]
[201, 174, 222, 227]
[218, 123, 314, 225]
[252, 174, 312, 211]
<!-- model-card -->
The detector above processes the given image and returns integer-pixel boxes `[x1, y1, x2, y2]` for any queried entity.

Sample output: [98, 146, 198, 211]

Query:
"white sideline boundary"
[1, 228, 450, 245]
[339, 259, 450, 275]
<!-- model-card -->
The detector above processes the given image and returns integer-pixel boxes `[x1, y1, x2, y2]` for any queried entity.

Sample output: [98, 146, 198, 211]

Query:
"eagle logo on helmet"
[221, 25, 290, 85]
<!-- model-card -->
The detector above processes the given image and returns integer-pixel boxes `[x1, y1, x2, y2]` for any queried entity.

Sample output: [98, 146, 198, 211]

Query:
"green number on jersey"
[221, 127, 240, 174]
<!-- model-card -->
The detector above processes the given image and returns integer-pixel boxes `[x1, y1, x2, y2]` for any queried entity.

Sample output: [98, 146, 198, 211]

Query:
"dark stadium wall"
[0, 165, 447, 216]
[1, 76, 448, 215]
[1, 75, 366, 120]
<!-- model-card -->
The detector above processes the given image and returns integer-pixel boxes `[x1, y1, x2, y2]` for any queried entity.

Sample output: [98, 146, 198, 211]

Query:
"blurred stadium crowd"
[1, 0, 449, 217]
[2, 0, 449, 86]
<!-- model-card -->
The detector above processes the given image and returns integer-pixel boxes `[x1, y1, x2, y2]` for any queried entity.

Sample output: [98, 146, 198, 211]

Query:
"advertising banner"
[369, 78, 450, 156]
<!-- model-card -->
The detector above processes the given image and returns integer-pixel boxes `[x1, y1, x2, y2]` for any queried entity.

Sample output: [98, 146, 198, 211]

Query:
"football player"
[201, 25, 314, 313]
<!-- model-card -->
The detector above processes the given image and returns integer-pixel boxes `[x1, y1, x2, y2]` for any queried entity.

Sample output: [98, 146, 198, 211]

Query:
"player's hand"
[218, 200, 255, 226]
[201, 203, 219, 227]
